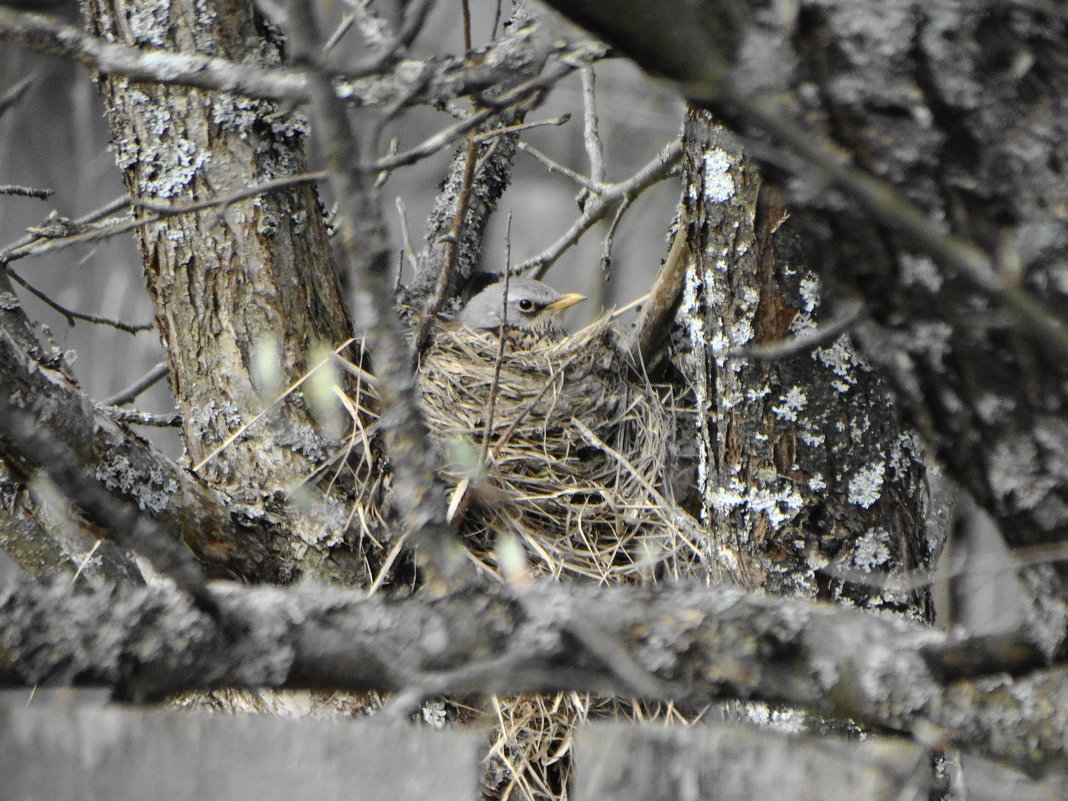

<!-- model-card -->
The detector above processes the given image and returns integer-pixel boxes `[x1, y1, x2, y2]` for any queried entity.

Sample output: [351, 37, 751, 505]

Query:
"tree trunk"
[676, 109, 933, 616]
[84, 0, 383, 585]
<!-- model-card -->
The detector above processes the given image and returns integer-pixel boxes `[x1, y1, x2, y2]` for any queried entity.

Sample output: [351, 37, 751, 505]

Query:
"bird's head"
[458, 277, 586, 333]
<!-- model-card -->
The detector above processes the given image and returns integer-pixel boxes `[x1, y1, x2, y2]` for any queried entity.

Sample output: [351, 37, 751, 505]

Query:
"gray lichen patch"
[847, 458, 886, 509]
[110, 88, 210, 198]
[94, 453, 180, 514]
[126, 0, 170, 47]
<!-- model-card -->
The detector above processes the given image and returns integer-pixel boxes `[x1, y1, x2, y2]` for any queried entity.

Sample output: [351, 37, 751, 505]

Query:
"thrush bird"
[457, 277, 586, 347]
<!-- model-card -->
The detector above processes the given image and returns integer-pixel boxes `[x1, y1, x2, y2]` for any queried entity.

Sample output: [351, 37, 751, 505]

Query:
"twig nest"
[418, 315, 701, 583]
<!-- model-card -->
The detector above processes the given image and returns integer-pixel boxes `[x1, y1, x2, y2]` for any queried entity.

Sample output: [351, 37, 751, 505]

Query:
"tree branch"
[0, 6, 596, 110]
[2, 577, 1066, 779]
[0, 329, 272, 581]
[515, 138, 683, 279]
[0, 401, 217, 615]
[283, 0, 470, 585]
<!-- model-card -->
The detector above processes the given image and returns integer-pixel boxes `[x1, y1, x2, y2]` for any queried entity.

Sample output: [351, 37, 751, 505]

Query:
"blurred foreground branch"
[1, 577, 1066, 780]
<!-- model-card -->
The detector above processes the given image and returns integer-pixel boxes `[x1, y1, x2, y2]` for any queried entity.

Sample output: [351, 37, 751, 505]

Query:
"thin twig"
[373, 64, 575, 175]
[561, 603, 672, 699]
[0, 74, 33, 120]
[1, 84, 575, 270]
[374, 137, 399, 189]
[192, 338, 355, 473]
[102, 407, 182, 427]
[8, 271, 153, 334]
[470, 114, 570, 143]
[0, 185, 52, 199]
[412, 0, 546, 357]
[324, 0, 433, 76]
[322, 12, 357, 52]
[0, 195, 128, 265]
[517, 142, 606, 193]
[394, 196, 419, 281]
[516, 138, 683, 279]
[412, 132, 480, 356]
[600, 193, 631, 279]
[133, 170, 326, 214]
[822, 537, 1068, 595]
[103, 362, 169, 406]
[0, 214, 150, 267]
[724, 300, 865, 360]
[480, 215, 514, 470]
[580, 66, 606, 187]
[461, 0, 472, 50]
[392, 0, 434, 50]
[378, 648, 540, 722]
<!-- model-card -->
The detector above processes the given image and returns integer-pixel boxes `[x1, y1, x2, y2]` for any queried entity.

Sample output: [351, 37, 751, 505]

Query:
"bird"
[457, 277, 586, 348]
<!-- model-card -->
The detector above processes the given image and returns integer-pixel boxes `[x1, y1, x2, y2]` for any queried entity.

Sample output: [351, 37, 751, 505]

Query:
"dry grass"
[417, 315, 710, 801]
[418, 315, 703, 585]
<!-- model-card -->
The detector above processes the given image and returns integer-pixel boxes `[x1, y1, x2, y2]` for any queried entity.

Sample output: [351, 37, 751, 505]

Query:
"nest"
[481, 693, 696, 801]
[419, 315, 709, 800]
[418, 316, 703, 584]
[422, 315, 711, 801]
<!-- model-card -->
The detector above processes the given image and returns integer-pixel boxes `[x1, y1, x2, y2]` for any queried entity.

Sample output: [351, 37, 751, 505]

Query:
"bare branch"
[3, 577, 1068, 778]
[0, 105, 569, 274]
[0, 6, 308, 99]
[516, 138, 682, 279]
[0, 196, 130, 266]
[723, 299, 864, 360]
[8, 270, 152, 334]
[580, 66, 606, 187]
[102, 407, 182, 427]
[284, 0, 472, 584]
[0, 397, 216, 615]
[0, 74, 33, 120]
[0, 184, 52, 199]
[517, 141, 606, 193]
[0, 329, 273, 581]
[631, 225, 688, 366]
[103, 362, 170, 407]
[0, 6, 600, 111]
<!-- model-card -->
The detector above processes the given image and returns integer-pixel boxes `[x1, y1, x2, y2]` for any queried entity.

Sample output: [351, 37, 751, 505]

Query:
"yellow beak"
[544, 293, 587, 313]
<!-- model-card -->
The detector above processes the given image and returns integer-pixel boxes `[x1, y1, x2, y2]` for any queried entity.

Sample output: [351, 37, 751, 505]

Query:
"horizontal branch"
[1, 577, 1065, 779]
[0, 6, 307, 100]
[0, 7, 597, 109]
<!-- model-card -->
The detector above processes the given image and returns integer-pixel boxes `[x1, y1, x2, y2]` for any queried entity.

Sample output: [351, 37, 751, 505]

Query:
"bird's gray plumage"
[458, 277, 585, 334]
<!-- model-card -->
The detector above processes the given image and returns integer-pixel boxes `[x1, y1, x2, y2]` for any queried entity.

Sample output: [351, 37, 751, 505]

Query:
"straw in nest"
[417, 315, 704, 584]
[419, 313, 711, 800]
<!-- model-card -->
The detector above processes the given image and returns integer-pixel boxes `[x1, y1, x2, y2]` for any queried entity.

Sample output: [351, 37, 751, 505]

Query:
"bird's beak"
[545, 293, 587, 313]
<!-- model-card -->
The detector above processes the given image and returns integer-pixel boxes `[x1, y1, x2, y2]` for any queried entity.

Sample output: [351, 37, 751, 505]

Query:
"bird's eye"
[517, 299, 534, 312]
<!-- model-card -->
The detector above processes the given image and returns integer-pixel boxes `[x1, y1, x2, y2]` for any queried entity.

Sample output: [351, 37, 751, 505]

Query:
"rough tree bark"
[3, 577, 1066, 780]
[541, 0, 1068, 652]
[675, 110, 933, 615]
[84, 0, 382, 585]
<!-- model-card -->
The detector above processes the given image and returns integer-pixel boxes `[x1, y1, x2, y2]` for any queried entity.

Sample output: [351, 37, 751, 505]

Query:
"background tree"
[1, 0, 1066, 799]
